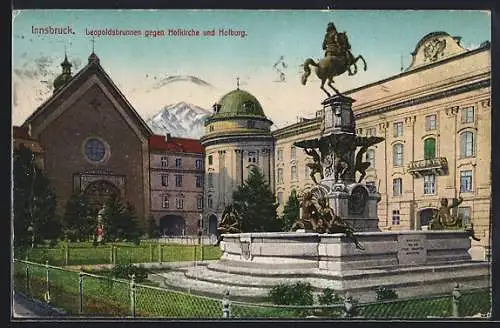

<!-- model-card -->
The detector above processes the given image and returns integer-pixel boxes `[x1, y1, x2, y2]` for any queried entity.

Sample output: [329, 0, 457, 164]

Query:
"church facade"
[21, 52, 153, 227]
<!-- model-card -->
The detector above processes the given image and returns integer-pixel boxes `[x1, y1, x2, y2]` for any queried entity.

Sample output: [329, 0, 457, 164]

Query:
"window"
[366, 149, 375, 168]
[460, 132, 475, 158]
[393, 122, 403, 138]
[175, 198, 184, 209]
[208, 173, 214, 188]
[425, 115, 436, 131]
[161, 174, 168, 187]
[392, 210, 400, 225]
[393, 143, 404, 167]
[195, 159, 202, 169]
[161, 156, 168, 167]
[196, 175, 203, 188]
[277, 149, 283, 161]
[207, 195, 213, 208]
[291, 166, 297, 180]
[305, 165, 311, 179]
[208, 155, 213, 165]
[84, 138, 106, 162]
[291, 146, 297, 160]
[461, 107, 475, 124]
[424, 138, 436, 160]
[175, 158, 182, 168]
[162, 196, 169, 209]
[277, 168, 284, 184]
[197, 197, 203, 210]
[366, 127, 376, 137]
[277, 192, 284, 206]
[424, 174, 436, 194]
[458, 207, 471, 226]
[175, 175, 183, 187]
[460, 170, 473, 192]
[393, 178, 402, 196]
[209, 125, 214, 132]
[248, 151, 257, 163]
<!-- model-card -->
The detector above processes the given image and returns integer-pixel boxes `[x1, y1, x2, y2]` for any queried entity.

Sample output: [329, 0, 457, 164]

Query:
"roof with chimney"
[148, 134, 204, 154]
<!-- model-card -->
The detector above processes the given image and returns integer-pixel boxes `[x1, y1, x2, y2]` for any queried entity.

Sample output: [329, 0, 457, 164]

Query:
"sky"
[12, 10, 491, 128]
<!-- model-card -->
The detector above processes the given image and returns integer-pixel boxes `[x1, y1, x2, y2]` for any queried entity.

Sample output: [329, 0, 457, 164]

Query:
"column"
[218, 150, 226, 208]
[235, 149, 243, 187]
[262, 147, 270, 185]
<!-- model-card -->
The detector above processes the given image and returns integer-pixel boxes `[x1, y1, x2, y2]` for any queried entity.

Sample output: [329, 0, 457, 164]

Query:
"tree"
[281, 189, 300, 232]
[13, 144, 61, 247]
[102, 196, 143, 242]
[63, 192, 96, 242]
[121, 202, 143, 243]
[147, 215, 161, 238]
[232, 166, 280, 232]
[102, 195, 126, 242]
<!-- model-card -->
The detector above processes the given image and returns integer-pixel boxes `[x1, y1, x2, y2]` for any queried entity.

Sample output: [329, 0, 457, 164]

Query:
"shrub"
[318, 287, 343, 305]
[269, 282, 314, 306]
[110, 263, 149, 283]
[375, 287, 398, 301]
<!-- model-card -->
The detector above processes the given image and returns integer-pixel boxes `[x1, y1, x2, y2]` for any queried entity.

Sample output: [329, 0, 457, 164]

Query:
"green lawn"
[13, 260, 491, 319]
[15, 242, 222, 266]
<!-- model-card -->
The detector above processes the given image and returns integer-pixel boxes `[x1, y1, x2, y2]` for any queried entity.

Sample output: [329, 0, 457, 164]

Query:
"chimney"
[165, 133, 171, 142]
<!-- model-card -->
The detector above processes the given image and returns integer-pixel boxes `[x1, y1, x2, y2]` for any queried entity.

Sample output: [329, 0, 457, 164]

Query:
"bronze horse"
[301, 33, 367, 97]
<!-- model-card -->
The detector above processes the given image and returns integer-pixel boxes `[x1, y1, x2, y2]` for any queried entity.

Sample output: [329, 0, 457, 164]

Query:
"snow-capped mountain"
[146, 102, 212, 139]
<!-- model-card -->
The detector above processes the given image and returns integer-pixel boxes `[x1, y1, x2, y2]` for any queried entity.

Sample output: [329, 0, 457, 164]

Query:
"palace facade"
[271, 32, 491, 256]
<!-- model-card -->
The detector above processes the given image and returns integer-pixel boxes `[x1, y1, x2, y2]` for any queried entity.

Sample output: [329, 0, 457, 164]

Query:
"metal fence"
[15, 243, 220, 267]
[12, 259, 492, 319]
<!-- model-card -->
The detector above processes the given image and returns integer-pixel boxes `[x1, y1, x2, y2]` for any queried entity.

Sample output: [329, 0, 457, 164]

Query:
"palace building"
[271, 32, 491, 257]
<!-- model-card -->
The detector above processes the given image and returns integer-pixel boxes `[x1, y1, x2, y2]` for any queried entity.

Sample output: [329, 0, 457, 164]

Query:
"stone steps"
[152, 270, 271, 302]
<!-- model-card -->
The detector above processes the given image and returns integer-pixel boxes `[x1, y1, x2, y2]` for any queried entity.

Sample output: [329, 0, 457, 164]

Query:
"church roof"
[149, 135, 204, 154]
[22, 52, 153, 138]
[212, 88, 266, 119]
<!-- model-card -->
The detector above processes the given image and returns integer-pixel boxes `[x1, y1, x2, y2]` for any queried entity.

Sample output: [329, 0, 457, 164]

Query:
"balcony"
[407, 157, 448, 177]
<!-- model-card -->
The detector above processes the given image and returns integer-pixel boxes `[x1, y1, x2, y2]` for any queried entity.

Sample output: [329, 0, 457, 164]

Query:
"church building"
[21, 52, 153, 224]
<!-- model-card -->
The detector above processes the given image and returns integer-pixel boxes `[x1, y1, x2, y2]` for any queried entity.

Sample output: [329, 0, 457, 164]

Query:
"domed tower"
[53, 54, 73, 93]
[200, 86, 274, 233]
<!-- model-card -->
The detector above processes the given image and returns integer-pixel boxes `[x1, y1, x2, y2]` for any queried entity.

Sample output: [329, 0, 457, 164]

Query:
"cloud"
[150, 75, 214, 91]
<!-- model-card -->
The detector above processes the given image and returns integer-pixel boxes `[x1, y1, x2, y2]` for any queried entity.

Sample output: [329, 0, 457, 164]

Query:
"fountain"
[155, 23, 490, 302]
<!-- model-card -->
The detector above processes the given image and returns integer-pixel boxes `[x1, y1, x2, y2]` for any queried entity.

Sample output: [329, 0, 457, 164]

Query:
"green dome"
[213, 89, 266, 118]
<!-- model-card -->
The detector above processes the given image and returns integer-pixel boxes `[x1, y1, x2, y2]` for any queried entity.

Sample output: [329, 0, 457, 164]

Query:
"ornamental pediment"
[407, 32, 467, 71]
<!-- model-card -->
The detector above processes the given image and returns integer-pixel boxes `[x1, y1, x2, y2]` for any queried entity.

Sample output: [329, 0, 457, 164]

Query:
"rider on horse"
[322, 22, 346, 57]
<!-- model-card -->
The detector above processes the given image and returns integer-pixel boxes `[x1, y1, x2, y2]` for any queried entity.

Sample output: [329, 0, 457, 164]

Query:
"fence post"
[149, 243, 153, 262]
[65, 244, 69, 266]
[129, 273, 136, 318]
[222, 289, 231, 318]
[25, 261, 30, 296]
[343, 292, 354, 318]
[114, 246, 118, 265]
[109, 246, 113, 264]
[452, 283, 461, 318]
[79, 271, 84, 314]
[44, 260, 51, 304]
[159, 244, 163, 263]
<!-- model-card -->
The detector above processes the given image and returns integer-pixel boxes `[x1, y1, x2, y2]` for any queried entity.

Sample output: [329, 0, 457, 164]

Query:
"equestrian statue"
[302, 22, 367, 97]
